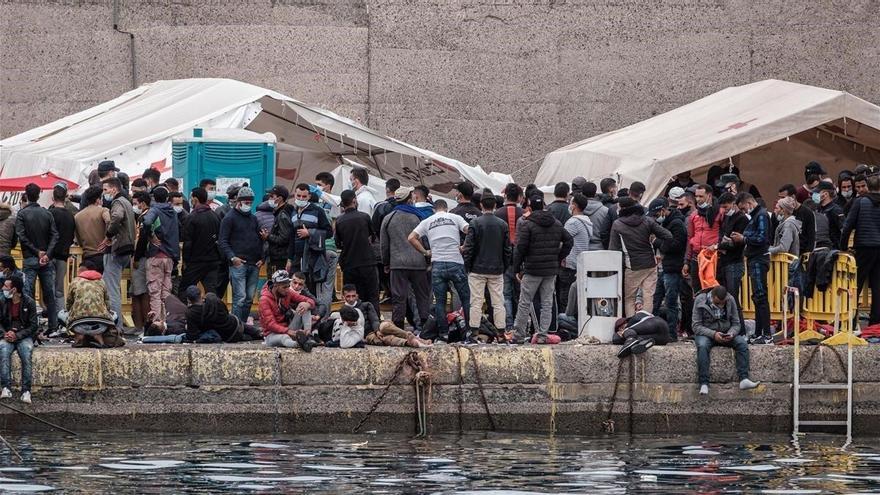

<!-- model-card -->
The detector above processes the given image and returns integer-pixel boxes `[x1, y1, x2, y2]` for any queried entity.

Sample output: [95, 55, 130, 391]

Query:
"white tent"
[535, 79, 880, 201]
[1, 78, 512, 194]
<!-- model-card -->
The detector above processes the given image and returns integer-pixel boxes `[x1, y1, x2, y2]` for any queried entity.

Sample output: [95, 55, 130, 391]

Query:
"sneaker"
[739, 378, 760, 390]
[20, 391, 31, 404]
[47, 328, 66, 338]
[0, 387, 10, 399]
[295, 333, 313, 353]
[699, 384, 709, 395]
[749, 335, 773, 345]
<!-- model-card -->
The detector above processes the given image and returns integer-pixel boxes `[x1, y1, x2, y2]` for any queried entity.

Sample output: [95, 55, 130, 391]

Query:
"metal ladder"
[790, 287, 854, 438]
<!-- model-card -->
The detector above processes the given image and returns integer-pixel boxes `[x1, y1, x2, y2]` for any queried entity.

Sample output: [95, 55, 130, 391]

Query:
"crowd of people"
[1, 158, 879, 404]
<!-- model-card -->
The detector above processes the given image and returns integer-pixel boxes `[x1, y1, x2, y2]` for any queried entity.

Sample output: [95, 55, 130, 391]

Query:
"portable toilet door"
[575, 250, 623, 343]
[172, 128, 277, 199]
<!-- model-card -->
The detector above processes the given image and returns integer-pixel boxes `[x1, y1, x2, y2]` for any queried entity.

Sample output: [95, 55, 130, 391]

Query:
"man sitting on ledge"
[64, 260, 124, 348]
[693, 285, 760, 395]
[259, 270, 317, 351]
[183, 286, 262, 343]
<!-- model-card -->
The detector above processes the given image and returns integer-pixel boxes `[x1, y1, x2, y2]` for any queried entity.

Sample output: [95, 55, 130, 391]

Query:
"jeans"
[23, 257, 58, 332]
[468, 272, 505, 330]
[855, 247, 880, 324]
[653, 271, 682, 340]
[53, 259, 67, 305]
[513, 274, 556, 339]
[180, 261, 219, 295]
[229, 264, 259, 322]
[695, 334, 750, 385]
[721, 261, 745, 309]
[103, 253, 130, 329]
[288, 310, 313, 333]
[0, 338, 33, 392]
[556, 267, 577, 314]
[319, 250, 339, 315]
[502, 267, 520, 329]
[264, 333, 298, 348]
[747, 255, 771, 337]
[141, 334, 185, 344]
[431, 262, 470, 337]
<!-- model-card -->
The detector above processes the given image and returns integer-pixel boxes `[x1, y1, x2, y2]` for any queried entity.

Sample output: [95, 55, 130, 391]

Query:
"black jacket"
[609, 204, 672, 271]
[804, 248, 839, 299]
[267, 203, 294, 263]
[14, 203, 58, 259]
[371, 198, 397, 235]
[185, 293, 240, 341]
[0, 293, 38, 341]
[718, 210, 749, 266]
[48, 204, 76, 260]
[653, 209, 687, 273]
[334, 208, 375, 270]
[218, 208, 264, 265]
[547, 200, 571, 224]
[512, 210, 573, 276]
[818, 201, 845, 250]
[841, 193, 880, 248]
[462, 212, 511, 275]
[450, 202, 482, 224]
[183, 204, 221, 264]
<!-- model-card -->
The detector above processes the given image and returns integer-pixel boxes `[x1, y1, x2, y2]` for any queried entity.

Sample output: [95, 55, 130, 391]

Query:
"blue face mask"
[811, 192, 821, 204]
[238, 203, 252, 214]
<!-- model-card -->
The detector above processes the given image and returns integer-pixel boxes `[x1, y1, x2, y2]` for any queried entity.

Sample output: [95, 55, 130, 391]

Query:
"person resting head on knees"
[63, 259, 125, 348]
[183, 286, 262, 344]
[327, 284, 430, 348]
[692, 285, 759, 395]
[327, 305, 365, 349]
[613, 310, 670, 358]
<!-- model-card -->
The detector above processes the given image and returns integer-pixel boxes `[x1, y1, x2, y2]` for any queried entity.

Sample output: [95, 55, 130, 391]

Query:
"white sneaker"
[699, 384, 709, 395]
[20, 391, 31, 404]
[0, 387, 10, 399]
[739, 378, 760, 390]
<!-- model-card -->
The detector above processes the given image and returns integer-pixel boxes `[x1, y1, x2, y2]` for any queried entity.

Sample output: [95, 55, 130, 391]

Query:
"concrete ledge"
[3, 343, 878, 435]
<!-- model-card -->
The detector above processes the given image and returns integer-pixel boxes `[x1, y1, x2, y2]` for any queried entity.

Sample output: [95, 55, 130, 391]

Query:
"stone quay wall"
[2, 1, 879, 180]
[1, 344, 878, 435]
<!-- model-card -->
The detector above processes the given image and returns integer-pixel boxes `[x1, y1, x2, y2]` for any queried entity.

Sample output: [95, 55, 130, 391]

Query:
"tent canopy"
[0, 172, 78, 192]
[1, 78, 511, 194]
[535, 79, 880, 201]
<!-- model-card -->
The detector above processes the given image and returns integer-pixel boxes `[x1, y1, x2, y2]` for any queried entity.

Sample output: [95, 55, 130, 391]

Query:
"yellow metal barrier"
[801, 253, 858, 334]
[740, 253, 796, 322]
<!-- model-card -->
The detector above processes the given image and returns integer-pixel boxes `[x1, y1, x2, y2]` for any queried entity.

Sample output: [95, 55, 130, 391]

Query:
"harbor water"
[0, 431, 878, 493]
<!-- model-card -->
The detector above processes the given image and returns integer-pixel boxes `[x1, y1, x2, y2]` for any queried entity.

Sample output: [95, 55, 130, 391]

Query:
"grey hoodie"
[769, 215, 802, 257]
[583, 199, 610, 250]
[380, 209, 428, 271]
[0, 203, 16, 256]
[692, 292, 741, 338]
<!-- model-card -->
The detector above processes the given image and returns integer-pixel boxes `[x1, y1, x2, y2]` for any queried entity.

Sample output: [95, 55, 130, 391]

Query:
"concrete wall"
[2, 1, 879, 180]
[1, 344, 878, 435]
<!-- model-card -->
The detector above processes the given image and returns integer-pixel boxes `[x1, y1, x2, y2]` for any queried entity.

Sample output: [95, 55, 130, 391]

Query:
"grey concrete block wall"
[2, 0, 878, 180]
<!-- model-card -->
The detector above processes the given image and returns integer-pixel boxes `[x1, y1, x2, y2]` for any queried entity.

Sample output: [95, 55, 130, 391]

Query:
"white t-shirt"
[412, 211, 469, 264]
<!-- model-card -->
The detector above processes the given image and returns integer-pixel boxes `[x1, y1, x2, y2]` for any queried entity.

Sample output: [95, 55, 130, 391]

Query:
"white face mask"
[2, 290, 12, 299]
[842, 190, 853, 199]
[207, 191, 217, 201]
[725, 208, 736, 217]
[103, 193, 114, 202]
[132, 205, 142, 215]
[414, 201, 431, 208]
[173, 206, 184, 213]
[238, 203, 252, 214]
[776, 212, 785, 221]
[294, 199, 309, 208]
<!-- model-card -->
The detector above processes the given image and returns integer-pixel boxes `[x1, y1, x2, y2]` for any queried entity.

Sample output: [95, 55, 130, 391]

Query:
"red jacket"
[687, 208, 723, 260]
[258, 285, 315, 336]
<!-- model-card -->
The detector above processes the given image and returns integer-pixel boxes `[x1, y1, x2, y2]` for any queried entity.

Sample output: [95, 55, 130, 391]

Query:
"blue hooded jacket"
[141, 202, 180, 262]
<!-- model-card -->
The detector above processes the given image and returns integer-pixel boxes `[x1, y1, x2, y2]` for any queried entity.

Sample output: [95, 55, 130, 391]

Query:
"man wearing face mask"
[731, 193, 772, 344]
[0, 275, 36, 404]
[836, 175, 854, 210]
[140, 187, 180, 331]
[775, 184, 816, 254]
[815, 181, 844, 250]
[286, 184, 332, 296]
[180, 188, 221, 297]
[647, 197, 687, 341]
[101, 177, 136, 331]
[74, 186, 110, 273]
[199, 178, 222, 211]
[450, 181, 481, 224]
[218, 186, 265, 323]
[130, 192, 152, 333]
[15, 183, 60, 339]
[684, 184, 723, 292]
[664, 171, 695, 196]
[559, 194, 593, 313]
[265, 185, 293, 277]
[716, 193, 749, 306]
[349, 167, 377, 215]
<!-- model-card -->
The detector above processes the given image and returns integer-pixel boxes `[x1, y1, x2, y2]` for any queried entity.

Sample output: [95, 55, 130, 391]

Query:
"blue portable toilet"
[172, 128, 276, 202]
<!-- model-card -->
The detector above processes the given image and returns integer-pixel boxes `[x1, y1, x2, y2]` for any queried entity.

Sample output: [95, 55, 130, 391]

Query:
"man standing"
[180, 188, 221, 295]
[693, 285, 759, 395]
[815, 181, 845, 250]
[380, 187, 432, 330]
[511, 194, 572, 344]
[48, 182, 76, 308]
[559, 193, 593, 313]
[776, 184, 816, 254]
[841, 174, 880, 324]
[609, 197, 672, 316]
[716, 192, 749, 305]
[350, 167, 376, 215]
[372, 178, 401, 301]
[463, 192, 510, 336]
[684, 184, 722, 292]
[582, 182, 610, 250]
[335, 190, 380, 313]
[494, 183, 524, 332]
[0, 202, 16, 257]
[74, 186, 110, 273]
[450, 182, 482, 224]
[286, 183, 332, 295]
[141, 167, 162, 196]
[647, 197, 687, 341]
[15, 183, 59, 337]
[313, 172, 341, 309]
[141, 187, 180, 329]
[408, 199, 470, 342]
[102, 177, 135, 330]
[265, 185, 293, 276]
[548, 182, 572, 224]
[165, 179, 190, 212]
[0, 275, 36, 404]
[218, 186, 264, 322]
[732, 193, 772, 344]
[130, 192, 152, 333]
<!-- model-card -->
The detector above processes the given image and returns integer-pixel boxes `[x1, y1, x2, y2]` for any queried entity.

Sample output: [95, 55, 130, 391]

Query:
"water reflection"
[0, 432, 877, 493]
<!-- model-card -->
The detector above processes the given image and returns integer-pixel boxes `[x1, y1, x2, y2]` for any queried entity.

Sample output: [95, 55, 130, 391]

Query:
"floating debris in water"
[727, 465, 780, 472]
[302, 464, 380, 471]
[635, 469, 723, 477]
[99, 460, 185, 470]
[683, 449, 722, 455]
[206, 475, 334, 482]
[248, 443, 288, 449]
[0, 484, 55, 492]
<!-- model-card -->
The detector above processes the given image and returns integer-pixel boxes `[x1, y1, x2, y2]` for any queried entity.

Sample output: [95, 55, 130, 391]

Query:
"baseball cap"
[266, 184, 290, 201]
[394, 186, 414, 201]
[647, 198, 667, 216]
[270, 270, 291, 285]
[97, 160, 119, 173]
[53, 181, 68, 192]
[668, 186, 685, 200]
[717, 173, 740, 188]
[528, 193, 545, 210]
[571, 176, 588, 194]
[237, 186, 255, 201]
